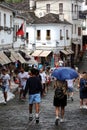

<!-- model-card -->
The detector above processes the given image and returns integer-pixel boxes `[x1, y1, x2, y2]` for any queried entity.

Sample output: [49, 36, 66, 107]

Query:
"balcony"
[0, 26, 4, 31]
[4, 26, 8, 31]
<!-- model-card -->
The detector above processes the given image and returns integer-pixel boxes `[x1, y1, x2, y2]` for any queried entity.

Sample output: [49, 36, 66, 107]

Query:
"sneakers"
[29, 116, 33, 121]
[60, 118, 66, 123]
[55, 118, 60, 126]
[71, 97, 74, 101]
[36, 117, 39, 124]
[4, 101, 7, 105]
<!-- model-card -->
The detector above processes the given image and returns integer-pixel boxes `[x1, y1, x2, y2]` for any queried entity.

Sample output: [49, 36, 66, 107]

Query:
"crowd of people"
[0, 64, 87, 125]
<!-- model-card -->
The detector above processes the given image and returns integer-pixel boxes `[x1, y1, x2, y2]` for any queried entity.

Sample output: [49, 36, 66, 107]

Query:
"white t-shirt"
[18, 72, 29, 87]
[66, 79, 74, 88]
[40, 72, 46, 84]
[59, 60, 64, 67]
[1, 74, 10, 86]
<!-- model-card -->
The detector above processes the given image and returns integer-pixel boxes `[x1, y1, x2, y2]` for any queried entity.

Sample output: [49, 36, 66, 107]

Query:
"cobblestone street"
[0, 51, 87, 130]
[0, 87, 87, 130]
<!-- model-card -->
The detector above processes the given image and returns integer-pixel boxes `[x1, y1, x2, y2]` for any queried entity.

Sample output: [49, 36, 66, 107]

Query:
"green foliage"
[5, 0, 23, 2]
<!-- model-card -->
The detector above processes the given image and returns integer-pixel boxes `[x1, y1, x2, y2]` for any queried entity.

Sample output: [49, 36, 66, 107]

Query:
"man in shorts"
[0, 68, 11, 104]
[23, 68, 42, 124]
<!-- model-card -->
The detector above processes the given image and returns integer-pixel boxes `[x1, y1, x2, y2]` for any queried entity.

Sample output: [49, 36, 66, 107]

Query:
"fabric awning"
[17, 53, 26, 63]
[60, 49, 74, 55]
[66, 50, 74, 54]
[0, 51, 11, 64]
[10, 53, 17, 62]
[72, 41, 80, 45]
[0, 57, 5, 65]
[60, 50, 69, 55]
[9, 50, 26, 63]
[39, 50, 52, 57]
[32, 50, 43, 57]
[20, 49, 31, 55]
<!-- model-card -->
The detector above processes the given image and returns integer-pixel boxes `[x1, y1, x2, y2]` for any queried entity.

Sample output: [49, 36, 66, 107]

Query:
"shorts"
[1, 86, 9, 92]
[68, 87, 74, 92]
[29, 93, 41, 104]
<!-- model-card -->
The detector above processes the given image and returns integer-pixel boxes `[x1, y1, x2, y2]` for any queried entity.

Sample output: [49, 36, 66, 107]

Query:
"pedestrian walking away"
[66, 79, 74, 101]
[53, 80, 67, 125]
[23, 68, 42, 124]
[0, 68, 11, 104]
[40, 68, 47, 96]
[17, 67, 29, 100]
[79, 72, 87, 109]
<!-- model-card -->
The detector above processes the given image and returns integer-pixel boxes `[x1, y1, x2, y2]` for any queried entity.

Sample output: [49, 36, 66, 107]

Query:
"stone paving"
[0, 51, 87, 130]
[0, 82, 18, 103]
[0, 86, 87, 130]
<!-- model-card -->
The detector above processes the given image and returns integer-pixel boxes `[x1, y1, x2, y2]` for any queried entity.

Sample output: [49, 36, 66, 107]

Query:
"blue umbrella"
[51, 67, 79, 81]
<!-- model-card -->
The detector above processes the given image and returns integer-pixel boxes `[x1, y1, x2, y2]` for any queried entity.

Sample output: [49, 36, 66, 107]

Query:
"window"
[66, 30, 69, 39]
[59, 3, 63, 13]
[10, 15, 12, 27]
[75, 5, 78, 14]
[72, 25, 73, 34]
[46, 4, 50, 13]
[26, 32, 29, 44]
[0, 12, 1, 26]
[72, 4, 73, 13]
[78, 27, 81, 36]
[4, 13, 6, 27]
[60, 29, 63, 40]
[37, 30, 41, 40]
[46, 30, 50, 40]
[75, 24, 76, 34]
[14, 25, 19, 36]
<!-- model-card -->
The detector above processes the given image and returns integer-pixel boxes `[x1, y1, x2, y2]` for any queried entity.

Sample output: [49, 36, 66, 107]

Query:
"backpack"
[54, 87, 64, 99]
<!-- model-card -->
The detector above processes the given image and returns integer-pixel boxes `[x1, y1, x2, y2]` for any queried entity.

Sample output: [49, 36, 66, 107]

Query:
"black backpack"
[54, 87, 64, 99]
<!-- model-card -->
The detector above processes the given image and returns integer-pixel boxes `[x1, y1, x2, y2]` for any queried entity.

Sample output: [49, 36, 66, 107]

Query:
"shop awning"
[17, 53, 26, 63]
[20, 49, 31, 55]
[9, 50, 26, 63]
[0, 57, 5, 65]
[66, 50, 74, 54]
[0, 51, 11, 64]
[72, 41, 80, 45]
[39, 50, 52, 57]
[60, 49, 74, 55]
[60, 50, 69, 55]
[10, 53, 17, 62]
[32, 50, 43, 57]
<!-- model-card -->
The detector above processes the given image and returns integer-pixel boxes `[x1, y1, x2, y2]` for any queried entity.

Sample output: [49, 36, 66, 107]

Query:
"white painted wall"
[0, 6, 13, 47]
[35, 0, 83, 50]
[26, 23, 72, 52]
[81, 1, 87, 11]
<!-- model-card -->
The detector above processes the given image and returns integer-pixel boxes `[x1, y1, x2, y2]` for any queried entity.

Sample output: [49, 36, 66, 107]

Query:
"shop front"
[60, 49, 74, 67]
[31, 50, 53, 67]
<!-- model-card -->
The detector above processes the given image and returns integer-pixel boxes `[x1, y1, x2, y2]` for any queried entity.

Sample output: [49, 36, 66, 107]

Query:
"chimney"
[59, 13, 64, 21]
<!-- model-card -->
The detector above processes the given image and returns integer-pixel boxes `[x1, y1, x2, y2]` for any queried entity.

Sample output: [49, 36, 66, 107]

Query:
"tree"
[6, 0, 23, 2]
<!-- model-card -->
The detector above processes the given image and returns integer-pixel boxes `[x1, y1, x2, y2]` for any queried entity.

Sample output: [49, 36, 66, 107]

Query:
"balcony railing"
[0, 26, 4, 31]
